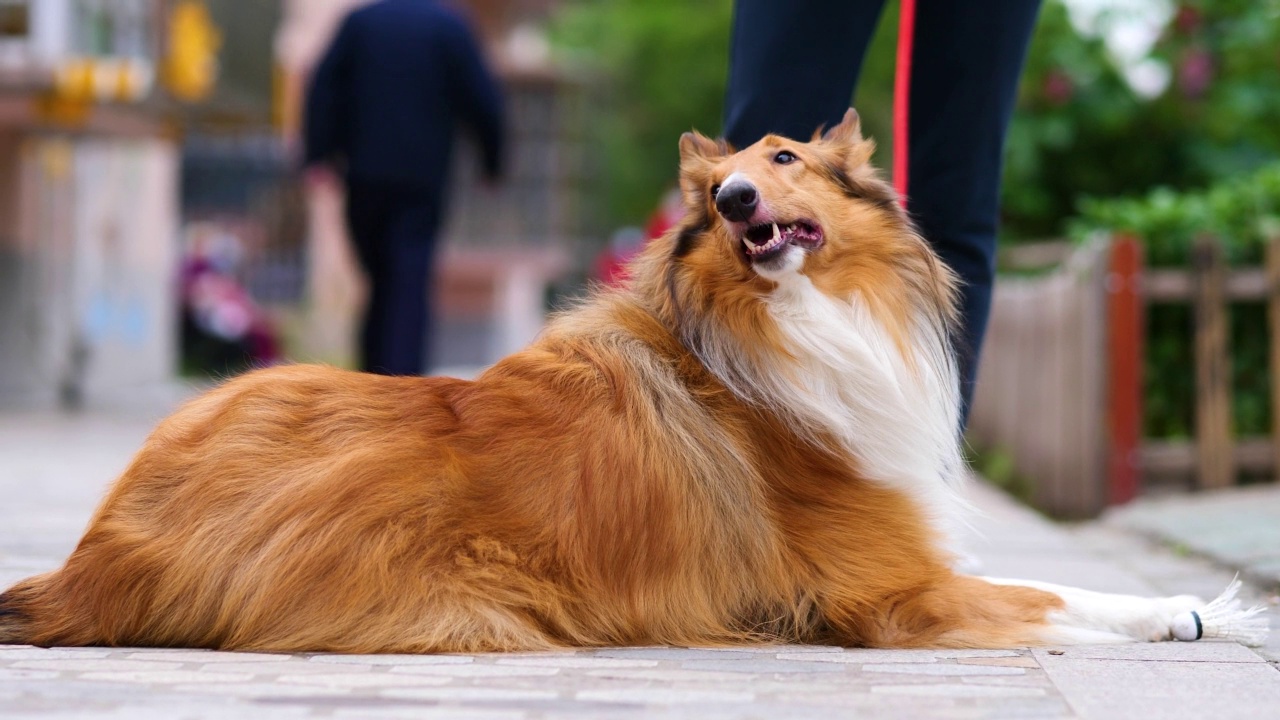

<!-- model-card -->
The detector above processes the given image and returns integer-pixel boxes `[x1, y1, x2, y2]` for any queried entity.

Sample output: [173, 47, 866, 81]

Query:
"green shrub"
[1069, 162, 1280, 438]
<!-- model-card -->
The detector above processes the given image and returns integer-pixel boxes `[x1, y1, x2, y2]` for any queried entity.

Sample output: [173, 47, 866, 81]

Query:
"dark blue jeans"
[724, 0, 1042, 423]
[345, 181, 442, 376]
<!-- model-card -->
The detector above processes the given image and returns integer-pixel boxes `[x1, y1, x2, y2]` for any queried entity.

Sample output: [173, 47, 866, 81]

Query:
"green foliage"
[1003, 2, 1151, 239]
[1070, 162, 1280, 438]
[1070, 163, 1280, 267]
[552, 0, 735, 226]
[1004, 1, 1280, 241]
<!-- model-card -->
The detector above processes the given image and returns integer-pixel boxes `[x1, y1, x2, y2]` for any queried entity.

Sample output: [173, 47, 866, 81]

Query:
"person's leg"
[906, 0, 1041, 423]
[371, 201, 440, 376]
[723, 0, 887, 149]
[344, 182, 392, 374]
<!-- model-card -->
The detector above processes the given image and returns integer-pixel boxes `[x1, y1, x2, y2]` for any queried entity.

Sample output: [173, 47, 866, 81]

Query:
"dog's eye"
[774, 151, 797, 165]
[710, 184, 721, 198]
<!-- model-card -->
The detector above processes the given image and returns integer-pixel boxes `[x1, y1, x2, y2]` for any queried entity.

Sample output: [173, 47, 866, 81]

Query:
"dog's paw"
[1148, 595, 1205, 641]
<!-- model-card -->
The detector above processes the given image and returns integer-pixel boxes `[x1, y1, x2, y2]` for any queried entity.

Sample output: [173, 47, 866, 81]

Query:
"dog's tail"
[0, 575, 52, 645]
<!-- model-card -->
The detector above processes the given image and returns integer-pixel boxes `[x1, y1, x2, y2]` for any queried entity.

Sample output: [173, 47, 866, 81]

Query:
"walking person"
[305, 0, 505, 375]
[724, 0, 1042, 422]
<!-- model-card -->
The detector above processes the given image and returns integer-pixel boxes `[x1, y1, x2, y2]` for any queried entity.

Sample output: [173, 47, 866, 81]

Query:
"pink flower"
[1042, 69, 1074, 105]
[1178, 48, 1213, 98]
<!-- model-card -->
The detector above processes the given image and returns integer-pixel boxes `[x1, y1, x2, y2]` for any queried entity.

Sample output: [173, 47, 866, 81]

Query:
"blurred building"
[0, 0, 183, 409]
[0, 0, 586, 409]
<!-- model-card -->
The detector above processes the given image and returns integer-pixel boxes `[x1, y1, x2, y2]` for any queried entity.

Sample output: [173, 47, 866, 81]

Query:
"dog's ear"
[679, 131, 729, 163]
[678, 131, 729, 210]
[817, 108, 862, 145]
[816, 108, 874, 169]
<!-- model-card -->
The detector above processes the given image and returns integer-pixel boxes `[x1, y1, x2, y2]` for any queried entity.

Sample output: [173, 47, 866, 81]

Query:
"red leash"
[893, 0, 916, 207]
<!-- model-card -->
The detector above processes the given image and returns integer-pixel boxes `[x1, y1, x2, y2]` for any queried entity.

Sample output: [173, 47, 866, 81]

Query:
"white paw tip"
[1171, 611, 1201, 642]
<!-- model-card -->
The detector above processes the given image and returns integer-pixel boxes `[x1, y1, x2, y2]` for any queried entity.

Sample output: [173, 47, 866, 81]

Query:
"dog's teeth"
[772, 223, 780, 241]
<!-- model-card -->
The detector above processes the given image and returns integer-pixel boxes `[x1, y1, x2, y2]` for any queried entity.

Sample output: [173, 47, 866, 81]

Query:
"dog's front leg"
[984, 577, 1268, 646]
[822, 575, 1267, 649]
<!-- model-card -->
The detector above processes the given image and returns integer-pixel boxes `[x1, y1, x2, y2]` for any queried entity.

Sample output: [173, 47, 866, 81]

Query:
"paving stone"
[583, 668, 758, 682]
[381, 686, 560, 701]
[773, 651, 885, 663]
[869, 683, 1046, 698]
[955, 656, 1040, 668]
[929, 650, 1024, 659]
[310, 654, 474, 665]
[78, 670, 256, 683]
[126, 651, 293, 663]
[332, 708, 526, 720]
[172, 681, 352, 698]
[593, 648, 761, 661]
[680, 659, 850, 674]
[493, 656, 659, 668]
[0, 648, 113, 660]
[1034, 653, 1280, 720]
[198, 660, 367, 675]
[0, 705, 314, 720]
[0, 668, 59, 680]
[1035, 640, 1264, 663]
[861, 663, 1026, 676]
[12, 659, 182, 672]
[277, 672, 453, 688]
[389, 664, 560, 677]
[576, 687, 754, 704]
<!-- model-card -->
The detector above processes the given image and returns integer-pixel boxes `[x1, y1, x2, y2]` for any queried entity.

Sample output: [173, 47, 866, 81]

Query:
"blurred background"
[0, 0, 1276, 517]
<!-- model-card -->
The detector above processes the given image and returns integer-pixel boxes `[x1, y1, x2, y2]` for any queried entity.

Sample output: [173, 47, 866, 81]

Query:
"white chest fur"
[760, 273, 967, 544]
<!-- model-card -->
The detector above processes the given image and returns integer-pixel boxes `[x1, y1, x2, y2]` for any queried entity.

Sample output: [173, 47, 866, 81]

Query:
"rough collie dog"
[0, 110, 1265, 652]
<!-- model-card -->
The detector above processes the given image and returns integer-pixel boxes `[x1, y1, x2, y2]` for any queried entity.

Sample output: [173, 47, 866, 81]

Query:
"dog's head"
[673, 108, 932, 298]
[616, 109, 963, 492]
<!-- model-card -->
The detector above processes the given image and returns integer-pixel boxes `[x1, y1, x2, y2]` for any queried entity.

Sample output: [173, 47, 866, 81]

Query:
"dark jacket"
[303, 0, 505, 196]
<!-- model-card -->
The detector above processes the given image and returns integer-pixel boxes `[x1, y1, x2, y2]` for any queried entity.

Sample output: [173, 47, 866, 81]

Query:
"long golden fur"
[1, 110, 1237, 652]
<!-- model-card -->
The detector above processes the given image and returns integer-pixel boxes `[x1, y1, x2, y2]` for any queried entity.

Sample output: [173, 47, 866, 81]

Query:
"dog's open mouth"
[741, 221, 824, 262]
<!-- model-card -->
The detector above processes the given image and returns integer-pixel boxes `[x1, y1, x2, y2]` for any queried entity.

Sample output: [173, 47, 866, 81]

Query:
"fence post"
[1267, 233, 1280, 483]
[1106, 235, 1144, 505]
[1192, 235, 1233, 490]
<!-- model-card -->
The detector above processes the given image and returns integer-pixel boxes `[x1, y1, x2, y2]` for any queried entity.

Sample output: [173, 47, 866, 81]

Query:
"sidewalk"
[1, 411, 1278, 719]
[1105, 484, 1280, 594]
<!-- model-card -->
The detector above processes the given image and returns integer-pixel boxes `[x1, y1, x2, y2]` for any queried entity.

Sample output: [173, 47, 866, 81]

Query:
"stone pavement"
[2, 410, 1279, 719]
[1106, 484, 1280, 593]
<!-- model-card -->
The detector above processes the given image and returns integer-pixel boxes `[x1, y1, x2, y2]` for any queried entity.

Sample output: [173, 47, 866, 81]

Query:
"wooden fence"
[968, 233, 1280, 518]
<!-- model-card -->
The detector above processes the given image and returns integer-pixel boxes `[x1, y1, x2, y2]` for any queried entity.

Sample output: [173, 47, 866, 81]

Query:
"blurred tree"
[553, 0, 734, 227]
[1003, 0, 1280, 240]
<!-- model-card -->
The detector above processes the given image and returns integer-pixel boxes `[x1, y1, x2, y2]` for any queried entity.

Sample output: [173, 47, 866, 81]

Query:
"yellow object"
[54, 59, 94, 102]
[34, 94, 91, 127]
[163, 0, 221, 102]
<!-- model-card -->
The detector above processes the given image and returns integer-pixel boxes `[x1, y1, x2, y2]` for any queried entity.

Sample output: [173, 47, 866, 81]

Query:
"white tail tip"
[1171, 578, 1270, 647]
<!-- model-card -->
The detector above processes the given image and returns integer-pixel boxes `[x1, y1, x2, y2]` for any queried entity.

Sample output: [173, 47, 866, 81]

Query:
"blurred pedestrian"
[304, 0, 505, 375]
[724, 0, 1041, 423]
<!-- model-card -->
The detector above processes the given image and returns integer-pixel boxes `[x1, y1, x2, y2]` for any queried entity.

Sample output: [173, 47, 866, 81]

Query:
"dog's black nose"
[715, 181, 758, 222]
